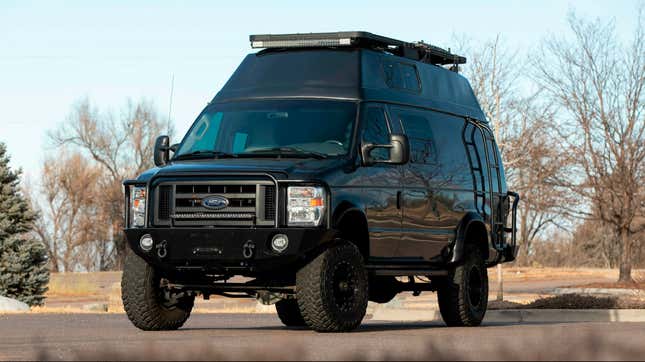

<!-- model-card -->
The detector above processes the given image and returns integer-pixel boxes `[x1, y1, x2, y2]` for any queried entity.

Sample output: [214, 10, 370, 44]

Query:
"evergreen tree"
[0, 142, 49, 306]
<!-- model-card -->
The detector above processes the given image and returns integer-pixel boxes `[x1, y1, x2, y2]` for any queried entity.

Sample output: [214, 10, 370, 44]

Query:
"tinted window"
[473, 129, 490, 192]
[486, 139, 500, 193]
[400, 64, 420, 91]
[394, 109, 436, 164]
[383, 61, 420, 92]
[361, 107, 390, 161]
[428, 114, 471, 189]
[496, 147, 507, 192]
[176, 100, 357, 158]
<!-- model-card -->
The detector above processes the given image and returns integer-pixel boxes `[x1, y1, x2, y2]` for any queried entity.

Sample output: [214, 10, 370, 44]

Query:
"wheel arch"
[450, 212, 491, 264]
[331, 201, 370, 258]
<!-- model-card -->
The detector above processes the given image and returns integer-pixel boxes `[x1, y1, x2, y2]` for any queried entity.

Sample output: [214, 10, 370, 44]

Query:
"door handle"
[396, 191, 402, 209]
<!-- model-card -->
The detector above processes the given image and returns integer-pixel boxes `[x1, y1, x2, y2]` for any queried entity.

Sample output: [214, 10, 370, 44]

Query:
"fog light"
[140, 234, 154, 251]
[271, 234, 289, 253]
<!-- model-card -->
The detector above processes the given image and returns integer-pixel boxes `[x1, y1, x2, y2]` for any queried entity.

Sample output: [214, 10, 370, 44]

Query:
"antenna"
[167, 74, 174, 134]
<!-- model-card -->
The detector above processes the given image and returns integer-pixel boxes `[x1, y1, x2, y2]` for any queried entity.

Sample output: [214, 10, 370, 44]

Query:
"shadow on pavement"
[179, 320, 531, 333]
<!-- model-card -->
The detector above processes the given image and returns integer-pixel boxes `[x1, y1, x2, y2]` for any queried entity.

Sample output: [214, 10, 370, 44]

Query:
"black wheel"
[437, 245, 488, 326]
[296, 242, 368, 332]
[121, 252, 195, 331]
[275, 298, 307, 327]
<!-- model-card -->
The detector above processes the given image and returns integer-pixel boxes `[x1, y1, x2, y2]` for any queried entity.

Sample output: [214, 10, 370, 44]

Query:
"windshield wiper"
[174, 150, 238, 160]
[245, 147, 328, 159]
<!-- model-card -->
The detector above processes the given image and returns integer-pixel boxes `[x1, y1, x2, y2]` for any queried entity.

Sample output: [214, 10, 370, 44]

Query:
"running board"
[365, 264, 449, 277]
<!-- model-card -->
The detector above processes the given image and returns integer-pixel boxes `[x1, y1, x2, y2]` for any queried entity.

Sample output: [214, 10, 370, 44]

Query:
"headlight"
[130, 186, 147, 228]
[287, 186, 326, 226]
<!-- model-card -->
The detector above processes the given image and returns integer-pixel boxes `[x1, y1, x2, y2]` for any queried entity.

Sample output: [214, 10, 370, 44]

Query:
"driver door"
[357, 104, 404, 257]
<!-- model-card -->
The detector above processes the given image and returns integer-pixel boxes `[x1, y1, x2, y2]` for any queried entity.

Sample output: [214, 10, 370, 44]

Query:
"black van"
[121, 32, 519, 332]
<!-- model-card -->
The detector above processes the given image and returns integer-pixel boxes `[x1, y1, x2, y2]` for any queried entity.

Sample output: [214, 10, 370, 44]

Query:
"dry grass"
[526, 293, 645, 309]
[489, 293, 645, 310]
[27, 306, 108, 314]
[47, 276, 99, 297]
[491, 267, 634, 281]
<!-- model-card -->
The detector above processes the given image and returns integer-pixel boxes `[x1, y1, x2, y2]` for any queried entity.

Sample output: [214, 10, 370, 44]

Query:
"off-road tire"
[296, 242, 368, 332]
[121, 252, 194, 331]
[275, 299, 307, 327]
[437, 245, 488, 326]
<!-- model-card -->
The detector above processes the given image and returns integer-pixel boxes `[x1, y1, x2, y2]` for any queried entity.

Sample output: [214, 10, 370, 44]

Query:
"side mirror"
[388, 134, 410, 164]
[154, 135, 170, 167]
[361, 133, 410, 166]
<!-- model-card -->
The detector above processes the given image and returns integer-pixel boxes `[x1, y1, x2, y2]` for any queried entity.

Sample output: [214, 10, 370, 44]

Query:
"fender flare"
[331, 200, 366, 229]
[449, 212, 490, 264]
[331, 201, 370, 257]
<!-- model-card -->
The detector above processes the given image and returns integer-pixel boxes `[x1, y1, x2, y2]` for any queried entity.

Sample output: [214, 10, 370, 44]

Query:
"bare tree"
[505, 100, 574, 264]
[572, 220, 621, 268]
[460, 35, 520, 137]
[458, 36, 570, 264]
[31, 152, 107, 272]
[49, 98, 172, 269]
[534, 9, 645, 282]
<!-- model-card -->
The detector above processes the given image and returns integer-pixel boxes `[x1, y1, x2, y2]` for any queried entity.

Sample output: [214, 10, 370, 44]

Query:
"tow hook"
[242, 240, 255, 259]
[156, 240, 168, 259]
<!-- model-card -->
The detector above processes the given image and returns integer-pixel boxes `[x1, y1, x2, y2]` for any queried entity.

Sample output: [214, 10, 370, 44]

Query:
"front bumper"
[125, 227, 336, 275]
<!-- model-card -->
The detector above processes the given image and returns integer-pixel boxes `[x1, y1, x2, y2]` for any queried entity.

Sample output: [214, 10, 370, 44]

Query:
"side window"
[427, 113, 471, 189]
[399, 63, 420, 92]
[181, 112, 223, 152]
[393, 109, 436, 164]
[383, 61, 421, 92]
[496, 147, 508, 193]
[486, 139, 503, 193]
[383, 62, 402, 89]
[361, 106, 390, 161]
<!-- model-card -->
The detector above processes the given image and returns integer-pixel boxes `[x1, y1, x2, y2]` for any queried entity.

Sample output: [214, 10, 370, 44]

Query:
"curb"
[368, 308, 645, 323]
[485, 309, 645, 323]
[553, 288, 645, 297]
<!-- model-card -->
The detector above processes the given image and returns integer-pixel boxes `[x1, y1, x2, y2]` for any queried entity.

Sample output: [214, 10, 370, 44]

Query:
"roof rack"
[249, 31, 466, 68]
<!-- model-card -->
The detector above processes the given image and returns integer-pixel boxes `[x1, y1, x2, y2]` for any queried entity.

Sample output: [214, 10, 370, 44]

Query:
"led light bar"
[251, 38, 352, 49]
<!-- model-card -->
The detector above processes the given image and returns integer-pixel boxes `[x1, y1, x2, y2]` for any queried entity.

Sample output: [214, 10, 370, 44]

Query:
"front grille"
[264, 186, 276, 220]
[158, 185, 172, 220]
[153, 180, 276, 227]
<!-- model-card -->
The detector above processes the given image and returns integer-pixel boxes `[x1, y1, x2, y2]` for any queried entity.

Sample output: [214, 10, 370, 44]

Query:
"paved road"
[1, 313, 644, 360]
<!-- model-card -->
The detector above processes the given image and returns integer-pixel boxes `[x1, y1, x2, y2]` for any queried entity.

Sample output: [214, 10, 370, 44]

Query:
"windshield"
[174, 100, 357, 159]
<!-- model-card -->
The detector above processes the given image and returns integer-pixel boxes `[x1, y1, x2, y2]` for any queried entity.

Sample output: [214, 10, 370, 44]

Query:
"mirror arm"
[361, 134, 409, 166]
[361, 143, 394, 166]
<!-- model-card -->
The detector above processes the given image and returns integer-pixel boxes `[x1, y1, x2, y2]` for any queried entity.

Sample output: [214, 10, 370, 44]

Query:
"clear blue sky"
[0, 0, 640, 180]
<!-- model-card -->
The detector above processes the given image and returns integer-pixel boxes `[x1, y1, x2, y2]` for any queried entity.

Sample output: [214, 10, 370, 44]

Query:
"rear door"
[482, 128, 507, 248]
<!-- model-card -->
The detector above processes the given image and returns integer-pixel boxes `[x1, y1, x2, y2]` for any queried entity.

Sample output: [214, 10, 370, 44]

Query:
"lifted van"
[121, 32, 519, 332]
